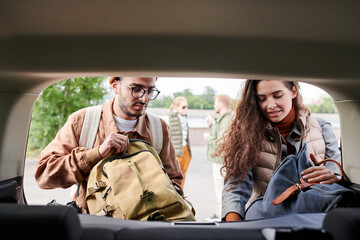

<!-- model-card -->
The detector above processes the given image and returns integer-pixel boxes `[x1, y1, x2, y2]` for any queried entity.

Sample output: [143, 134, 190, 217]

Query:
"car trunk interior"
[1, 1, 360, 239]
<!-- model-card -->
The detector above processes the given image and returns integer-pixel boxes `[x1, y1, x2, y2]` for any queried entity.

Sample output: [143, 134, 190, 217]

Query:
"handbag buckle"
[295, 183, 302, 193]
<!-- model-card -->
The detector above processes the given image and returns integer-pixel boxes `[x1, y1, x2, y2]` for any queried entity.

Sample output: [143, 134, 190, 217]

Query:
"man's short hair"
[108, 77, 158, 84]
[108, 77, 120, 84]
[215, 94, 232, 109]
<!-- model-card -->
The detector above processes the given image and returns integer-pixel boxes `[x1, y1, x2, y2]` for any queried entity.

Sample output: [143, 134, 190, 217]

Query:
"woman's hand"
[301, 154, 339, 184]
[301, 165, 339, 184]
[225, 212, 242, 222]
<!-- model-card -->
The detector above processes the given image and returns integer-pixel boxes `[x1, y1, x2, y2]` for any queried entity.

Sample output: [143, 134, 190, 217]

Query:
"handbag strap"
[312, 157, 345, 178]
[272, 154, 346, 205]
[272, 178, 317, 205]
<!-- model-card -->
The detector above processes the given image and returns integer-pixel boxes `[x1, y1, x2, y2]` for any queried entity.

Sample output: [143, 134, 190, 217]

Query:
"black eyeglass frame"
[119, 79, 160, 100]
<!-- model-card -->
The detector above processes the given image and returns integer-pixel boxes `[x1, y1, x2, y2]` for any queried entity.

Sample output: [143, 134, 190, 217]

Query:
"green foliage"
[150, 86, 217, 110]
[306, 96, 338, 114]
[28, 77, 108, 151]
[149, 95, 173, 108]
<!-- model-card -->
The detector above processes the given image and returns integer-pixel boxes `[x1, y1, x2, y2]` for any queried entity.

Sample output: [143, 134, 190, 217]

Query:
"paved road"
[183, 146, 218, 221]
[24, 146, 218, 221]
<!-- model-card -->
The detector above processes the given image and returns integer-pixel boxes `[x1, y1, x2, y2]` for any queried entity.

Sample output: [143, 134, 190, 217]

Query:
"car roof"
[0, 1, 360, 182]
[1, 1, 360, 95]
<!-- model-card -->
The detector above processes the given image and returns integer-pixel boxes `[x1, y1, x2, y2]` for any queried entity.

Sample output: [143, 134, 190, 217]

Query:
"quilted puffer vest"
[168, 111, 191, 156]
[246, 115, 326, 208]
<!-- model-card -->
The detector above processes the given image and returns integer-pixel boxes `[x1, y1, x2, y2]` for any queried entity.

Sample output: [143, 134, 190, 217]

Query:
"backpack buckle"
[148, 211, 167, 221]
[94, 180, 106, 190]
[140, 190, 154, 200]
[100, 205, 114, 216]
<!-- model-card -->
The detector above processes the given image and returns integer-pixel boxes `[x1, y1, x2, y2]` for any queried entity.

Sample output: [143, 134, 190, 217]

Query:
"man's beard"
[118, 95, 147, 118]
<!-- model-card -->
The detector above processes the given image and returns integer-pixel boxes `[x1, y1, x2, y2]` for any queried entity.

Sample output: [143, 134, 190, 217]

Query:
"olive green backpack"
[80, 106, 196, 221]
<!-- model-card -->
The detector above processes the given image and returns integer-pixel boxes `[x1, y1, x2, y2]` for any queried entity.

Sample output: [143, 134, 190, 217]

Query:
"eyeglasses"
[120, 80, 160, 100]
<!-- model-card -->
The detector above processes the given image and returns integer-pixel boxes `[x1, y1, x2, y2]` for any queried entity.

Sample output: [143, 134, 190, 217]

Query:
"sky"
[156, 77, 329, 103]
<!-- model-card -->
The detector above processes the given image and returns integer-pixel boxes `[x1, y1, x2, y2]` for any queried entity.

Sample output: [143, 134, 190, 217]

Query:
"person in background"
[205, 94, 233, 221]
[216, 80, 341, 221]
[168, 96, 192, 188]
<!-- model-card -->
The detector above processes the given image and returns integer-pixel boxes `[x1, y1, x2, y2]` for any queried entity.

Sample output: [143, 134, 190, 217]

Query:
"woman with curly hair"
[216, 80, 341, 221]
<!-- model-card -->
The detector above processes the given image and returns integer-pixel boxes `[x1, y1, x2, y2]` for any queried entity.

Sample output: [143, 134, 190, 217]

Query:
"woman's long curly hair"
[215, 80, 310, 185]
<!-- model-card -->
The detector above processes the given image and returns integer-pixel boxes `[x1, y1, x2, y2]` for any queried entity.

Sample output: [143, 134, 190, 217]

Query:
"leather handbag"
[245, 142, 356, 220]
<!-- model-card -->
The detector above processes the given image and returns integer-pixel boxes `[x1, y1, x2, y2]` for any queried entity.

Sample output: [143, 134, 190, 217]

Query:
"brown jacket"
[35, 98, 183, 213]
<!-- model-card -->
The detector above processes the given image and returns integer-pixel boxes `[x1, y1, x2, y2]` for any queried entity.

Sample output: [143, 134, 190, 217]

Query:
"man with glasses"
[35, 77, 184, 213]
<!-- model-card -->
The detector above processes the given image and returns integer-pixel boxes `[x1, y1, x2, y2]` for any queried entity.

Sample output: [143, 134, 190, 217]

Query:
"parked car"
[0, 1, 360, 239]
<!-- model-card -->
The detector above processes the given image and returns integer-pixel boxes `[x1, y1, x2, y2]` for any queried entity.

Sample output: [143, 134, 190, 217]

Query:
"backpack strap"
[147, 112, 163, 154]
[73, 105, 102, 197]
[79, 105, 102, 148]
[78, 106, 163, 153]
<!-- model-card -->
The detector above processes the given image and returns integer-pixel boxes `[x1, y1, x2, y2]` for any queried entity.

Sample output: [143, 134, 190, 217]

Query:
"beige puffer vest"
[246, 115, 326, 208]
[168, 111, 191, 156]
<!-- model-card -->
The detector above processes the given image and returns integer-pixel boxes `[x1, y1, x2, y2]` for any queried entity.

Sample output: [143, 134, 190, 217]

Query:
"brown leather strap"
[316, 159, 345, 177]
[272, 178, 317, 205]
[272, 155, 346, 205]
[272, 185, 299, 205]
[310, 153, 344, 177]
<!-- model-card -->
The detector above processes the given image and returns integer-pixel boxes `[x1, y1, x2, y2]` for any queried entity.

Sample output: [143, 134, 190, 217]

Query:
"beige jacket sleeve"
[34, 109, 102, 189]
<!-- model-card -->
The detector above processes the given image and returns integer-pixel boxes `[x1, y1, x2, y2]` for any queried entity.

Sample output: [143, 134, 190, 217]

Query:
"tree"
[200, 86, 217, 109]
[149, 95, 173, 108]
[306, 96, 338, 114]
[28, 77, 108, 151]
[151, 86, 217, 110]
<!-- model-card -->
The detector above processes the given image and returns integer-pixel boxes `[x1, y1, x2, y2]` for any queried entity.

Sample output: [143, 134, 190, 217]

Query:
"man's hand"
[98, 132, 129, 158]
[205, 114, 213, 127]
